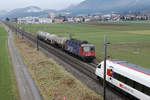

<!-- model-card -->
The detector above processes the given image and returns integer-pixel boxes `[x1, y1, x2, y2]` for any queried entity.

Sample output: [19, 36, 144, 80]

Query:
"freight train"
[37, 31, 95, 61]
[95, 59, 150, 100]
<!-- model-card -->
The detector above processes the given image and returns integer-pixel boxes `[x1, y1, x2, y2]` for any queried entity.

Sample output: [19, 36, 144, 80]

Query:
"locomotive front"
[79, 44, 95, 61]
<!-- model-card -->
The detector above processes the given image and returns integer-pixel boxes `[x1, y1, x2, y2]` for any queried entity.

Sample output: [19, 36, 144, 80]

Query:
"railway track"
[4, 22, 131, 100]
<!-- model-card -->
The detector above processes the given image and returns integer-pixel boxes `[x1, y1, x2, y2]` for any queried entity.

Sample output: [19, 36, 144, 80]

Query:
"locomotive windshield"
[83, 47, 89, 52]
[81, 44, 95, 52]
[83, 46, 95, 52]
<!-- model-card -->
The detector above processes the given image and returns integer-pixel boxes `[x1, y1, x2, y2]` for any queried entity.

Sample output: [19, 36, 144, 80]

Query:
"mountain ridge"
[1, 0, 150, 19]
[64, 0, 150, 15]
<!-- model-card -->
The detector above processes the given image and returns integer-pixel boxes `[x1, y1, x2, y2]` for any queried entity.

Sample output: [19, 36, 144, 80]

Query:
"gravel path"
[5, 25, 42, 100]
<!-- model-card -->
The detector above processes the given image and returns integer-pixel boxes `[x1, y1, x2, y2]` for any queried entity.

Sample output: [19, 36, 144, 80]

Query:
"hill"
[2, 6, 56, 18]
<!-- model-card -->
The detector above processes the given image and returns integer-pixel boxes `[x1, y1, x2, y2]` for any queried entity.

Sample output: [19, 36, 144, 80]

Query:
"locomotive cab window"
[97, 64, 101, 68]
[83, 47, 89, 52]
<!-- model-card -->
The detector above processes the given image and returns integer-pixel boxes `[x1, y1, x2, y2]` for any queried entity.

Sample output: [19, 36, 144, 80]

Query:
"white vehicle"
[95, 59, 150, 100]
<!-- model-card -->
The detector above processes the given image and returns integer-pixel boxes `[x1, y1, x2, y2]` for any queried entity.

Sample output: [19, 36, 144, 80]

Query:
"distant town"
[8, 12, 150, 24]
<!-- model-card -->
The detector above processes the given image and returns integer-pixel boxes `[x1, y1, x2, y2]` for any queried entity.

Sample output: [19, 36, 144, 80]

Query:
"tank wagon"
[53, 36, 69, 48]
[37, 31, 67, 46]
[47, 34, 58, 45]
[37, 31, 50, 41]
[37, 31, 95, 61]
[95, 59, 150, 100]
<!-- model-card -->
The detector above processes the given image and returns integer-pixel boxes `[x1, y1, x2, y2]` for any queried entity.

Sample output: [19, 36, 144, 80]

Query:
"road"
[4, 24, 42, 100]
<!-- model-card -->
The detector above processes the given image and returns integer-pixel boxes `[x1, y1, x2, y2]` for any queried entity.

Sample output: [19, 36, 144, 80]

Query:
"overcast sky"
[0, 0, 85, 11]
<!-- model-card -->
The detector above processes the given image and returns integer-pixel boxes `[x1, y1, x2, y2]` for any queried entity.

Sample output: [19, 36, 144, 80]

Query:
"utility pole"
[103, 35, 107, 100]
[22, 27, 24, 39]
[16, 23, 18, 34]
[37, 35, 39, 51]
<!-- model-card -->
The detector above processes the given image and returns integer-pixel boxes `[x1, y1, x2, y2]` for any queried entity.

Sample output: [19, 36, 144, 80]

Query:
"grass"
[17, 21, 150, 68]
[0, 24, 19, 100]
[14, 33, 102, 100]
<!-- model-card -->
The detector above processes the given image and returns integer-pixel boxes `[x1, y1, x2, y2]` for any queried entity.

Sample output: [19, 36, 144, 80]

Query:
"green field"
[17, 21, 150, 68]
[0, 24, 18, 100]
